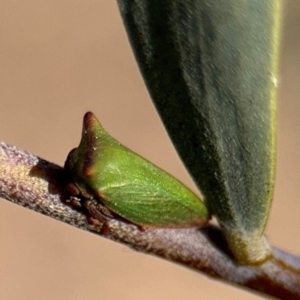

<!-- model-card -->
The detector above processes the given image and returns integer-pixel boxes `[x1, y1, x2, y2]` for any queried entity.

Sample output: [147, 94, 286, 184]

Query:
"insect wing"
[97, 145, 208, 227]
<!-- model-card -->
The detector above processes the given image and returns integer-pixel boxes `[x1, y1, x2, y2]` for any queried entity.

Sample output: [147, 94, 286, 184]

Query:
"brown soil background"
[0, 2, 299, 299]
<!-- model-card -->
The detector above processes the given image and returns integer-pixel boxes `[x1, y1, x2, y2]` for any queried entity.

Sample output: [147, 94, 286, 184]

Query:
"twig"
[0, 141, 299, 299]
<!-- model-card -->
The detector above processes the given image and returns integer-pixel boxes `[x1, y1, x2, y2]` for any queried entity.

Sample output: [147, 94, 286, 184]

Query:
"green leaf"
[117, 0, 281, 264]
[64, 112, 209, 228]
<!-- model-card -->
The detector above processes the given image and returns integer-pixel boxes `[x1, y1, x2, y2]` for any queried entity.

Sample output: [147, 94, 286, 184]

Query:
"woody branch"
[0, 141, 300, 299]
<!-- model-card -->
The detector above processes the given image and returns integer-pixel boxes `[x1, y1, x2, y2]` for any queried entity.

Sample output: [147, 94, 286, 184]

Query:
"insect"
[64, 112, 209, 228]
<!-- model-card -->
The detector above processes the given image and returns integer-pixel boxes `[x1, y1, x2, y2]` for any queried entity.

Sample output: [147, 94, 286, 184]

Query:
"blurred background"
[0, 1, 299, 299]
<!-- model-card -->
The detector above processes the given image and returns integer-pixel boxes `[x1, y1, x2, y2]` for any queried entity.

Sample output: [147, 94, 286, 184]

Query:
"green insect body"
[64, 112, 209, 228]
